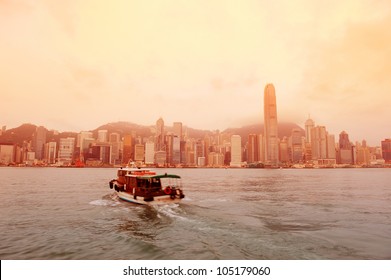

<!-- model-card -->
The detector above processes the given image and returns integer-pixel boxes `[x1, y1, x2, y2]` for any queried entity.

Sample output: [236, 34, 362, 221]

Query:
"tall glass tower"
[264, 84, 279, 165]
[155, 118, 165, 151]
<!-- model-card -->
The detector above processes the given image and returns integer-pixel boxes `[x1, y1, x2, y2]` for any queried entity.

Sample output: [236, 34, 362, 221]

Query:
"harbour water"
[0, 167, 390, 260]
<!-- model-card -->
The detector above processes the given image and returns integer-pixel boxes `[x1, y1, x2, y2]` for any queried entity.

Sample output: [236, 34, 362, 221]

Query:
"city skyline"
[1, 1, 390, 146]
[1, 116, 389, 167]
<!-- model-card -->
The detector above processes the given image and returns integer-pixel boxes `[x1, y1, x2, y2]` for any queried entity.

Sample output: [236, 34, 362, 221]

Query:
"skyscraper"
[34, 126, 47, 160]
[173, 122, 183, 140]
[230, 135, 242, 167]
[247, 134, 259, 163]
[305, 117, 315, 143]
[263, 83, 279, 165]
[381, 139, 391, 163]
[155, 118, 165, 151]
[338, 131, 353, 164]
[97, 130, 108, 143]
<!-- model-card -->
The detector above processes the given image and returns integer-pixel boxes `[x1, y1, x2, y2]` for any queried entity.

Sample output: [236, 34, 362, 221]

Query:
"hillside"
[223, 122, 304, 140]
[0, 121, 304, 145]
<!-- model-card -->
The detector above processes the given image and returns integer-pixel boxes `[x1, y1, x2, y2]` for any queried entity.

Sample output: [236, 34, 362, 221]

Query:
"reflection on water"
[116, 205, 169, 242]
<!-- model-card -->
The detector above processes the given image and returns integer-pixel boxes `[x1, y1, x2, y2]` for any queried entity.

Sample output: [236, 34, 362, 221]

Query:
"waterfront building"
[172, 135, 181, 165]
[122, 135, 133, 164]
[311, 126, 327, 160]
[155, 118, 165, 151]
[381, 139, 391, 163]
[58, 137, 75, 166]
[338, 131, 353, 164]
[230, 135, 242, 167]
[166, 133, 174, 165]
[77, 131, 93, 149]
[305, 117, 315, 143]
[134, 144, 145, 163]
[327, 134, 336, 160]
[180, 140, 186, 164]
[44, 142, 57, 164]
[33, 126, 47, 160]
[173, 122, 183, 140]
[0, 144, 15, 165]
[97, 130, 108, 143]
[193, 139, 205, 166]
[247, 134, 259, 163]
[145, 142, 155, 165]
[291, 129, 303, 163]
[264, 84, 279, 165]
[258, 134, 265, 163]
[87, 143, 111, 166]
[356, 141, 371, 165]
[311, 126, 336, 165]
[197, 156, 206, 167]
[279, 137, 289, 163]
[155, 151, 167, 166]
[109, 133, 121, 165]
[26, 151, 35, 165]
[208, 152, 224, 167]
[77, 131, 94, 162]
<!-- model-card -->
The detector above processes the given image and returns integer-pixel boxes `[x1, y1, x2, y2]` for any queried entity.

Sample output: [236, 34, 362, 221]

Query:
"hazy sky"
[1, 0, 390, 145]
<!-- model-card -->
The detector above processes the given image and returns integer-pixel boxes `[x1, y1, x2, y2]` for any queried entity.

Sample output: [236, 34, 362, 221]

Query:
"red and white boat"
[109, 165, 185, 205]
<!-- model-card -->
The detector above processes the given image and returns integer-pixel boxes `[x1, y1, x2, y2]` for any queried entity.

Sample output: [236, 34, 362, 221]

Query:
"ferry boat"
[108, 166, 185, 205]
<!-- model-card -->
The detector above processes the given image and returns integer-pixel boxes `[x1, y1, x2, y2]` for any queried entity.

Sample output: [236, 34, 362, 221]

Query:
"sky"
[1, 0, 390, 145]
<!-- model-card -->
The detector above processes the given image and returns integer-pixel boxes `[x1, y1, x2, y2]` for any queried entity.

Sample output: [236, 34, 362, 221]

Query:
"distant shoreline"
[1, 165, 390, 169]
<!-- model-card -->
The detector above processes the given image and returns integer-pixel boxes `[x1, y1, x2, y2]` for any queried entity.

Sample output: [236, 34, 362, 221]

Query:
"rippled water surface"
[0, 167, 390, 259]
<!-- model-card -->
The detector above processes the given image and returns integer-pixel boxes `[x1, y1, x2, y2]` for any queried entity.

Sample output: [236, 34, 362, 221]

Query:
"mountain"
[223, 122, 304, 141]
[0, 121, 304, 145]
[0, 123, 37, 145]
[93, 121, 154, 139]
[0, 123, 78, 146]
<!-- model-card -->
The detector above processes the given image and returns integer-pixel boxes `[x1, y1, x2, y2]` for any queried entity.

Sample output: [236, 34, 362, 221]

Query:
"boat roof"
[126, 173, 181, 179]
[118, 167, 152, 171]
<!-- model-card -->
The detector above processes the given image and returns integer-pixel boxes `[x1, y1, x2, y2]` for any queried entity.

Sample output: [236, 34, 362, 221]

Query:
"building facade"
[264, 83, 279, 165]
[230, 135, 242, 167]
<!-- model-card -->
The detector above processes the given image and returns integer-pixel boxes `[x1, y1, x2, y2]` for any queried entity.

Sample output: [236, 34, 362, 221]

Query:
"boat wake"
[154, 204, 191, 222]
[89, 193, 121, 207]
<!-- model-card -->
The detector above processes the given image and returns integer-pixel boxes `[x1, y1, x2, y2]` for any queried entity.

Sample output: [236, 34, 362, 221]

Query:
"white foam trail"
[89, 199, 120, 207]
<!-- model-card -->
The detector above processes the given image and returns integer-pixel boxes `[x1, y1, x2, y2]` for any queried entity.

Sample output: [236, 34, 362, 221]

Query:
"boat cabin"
[124, 173, 182, 199]
[115, 168, 156, 185]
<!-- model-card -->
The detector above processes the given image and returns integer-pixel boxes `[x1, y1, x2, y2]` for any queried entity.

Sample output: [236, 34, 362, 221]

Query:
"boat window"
[137, 179, 149, 189]
[151, 178, 160, 187]
[127, 177, 137, 187]
[160, 177, 181, 189]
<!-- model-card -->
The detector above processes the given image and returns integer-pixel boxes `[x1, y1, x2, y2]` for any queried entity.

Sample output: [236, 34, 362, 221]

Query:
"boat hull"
[117, 191, 183, 205]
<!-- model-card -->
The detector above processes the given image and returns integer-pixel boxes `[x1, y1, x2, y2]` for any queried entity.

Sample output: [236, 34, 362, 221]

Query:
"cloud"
[297, 9, 391, 143]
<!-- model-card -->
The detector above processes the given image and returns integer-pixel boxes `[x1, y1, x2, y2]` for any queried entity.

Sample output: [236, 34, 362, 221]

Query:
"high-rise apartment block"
[44, 142, 57, 164]
[338, 131, 353, 164]
[58, 137, 75, 166]
[97, 130, 108, 143]
[291, 129, 303, 163]
[145, 142, 155, 165]
[311, 126, 336, 165]
[122, 135, 133, 164]
[247, 134, 259, 163]
[0, 144, 15, 165]
[33, 126, 47, 160]
[230, 135, 242, 167]
[381, 139, 391, 163]
[134, 144, 145, 162]
[173, 122, 183, 140]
